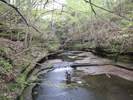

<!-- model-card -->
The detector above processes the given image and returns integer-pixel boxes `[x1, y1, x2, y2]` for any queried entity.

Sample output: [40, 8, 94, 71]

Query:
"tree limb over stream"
[84, 0, 133, 22]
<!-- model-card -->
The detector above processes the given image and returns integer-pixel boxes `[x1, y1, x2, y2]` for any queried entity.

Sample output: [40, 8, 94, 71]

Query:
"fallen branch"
[12, 48, 30, 59]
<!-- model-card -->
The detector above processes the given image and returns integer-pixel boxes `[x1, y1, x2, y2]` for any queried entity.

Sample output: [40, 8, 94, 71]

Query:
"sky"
[42, 0, 66, 19]
[45, 0, 66, 10]
[10, 0, 67, 19]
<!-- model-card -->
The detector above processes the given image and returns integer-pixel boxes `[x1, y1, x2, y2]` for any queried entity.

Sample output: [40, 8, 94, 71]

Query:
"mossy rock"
[25, 54, 33, 61]
[23, 63, 35, 76]
[47, 64, 54, 69]
[18, 84, 35, 100]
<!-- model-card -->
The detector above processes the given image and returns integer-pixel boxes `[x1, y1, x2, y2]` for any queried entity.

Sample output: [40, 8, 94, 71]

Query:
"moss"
[47, 64, 54, 69]
[18, 95, 23, 100]
[23, 63, 35, 76]
[126, 66, 131, 69]
[26, 54, 33, 61]
[18, 84, 35, 100]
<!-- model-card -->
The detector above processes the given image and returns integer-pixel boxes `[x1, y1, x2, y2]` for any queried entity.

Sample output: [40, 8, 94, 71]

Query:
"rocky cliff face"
[0, 38, 62, 100]
[0, 21, 62, 100]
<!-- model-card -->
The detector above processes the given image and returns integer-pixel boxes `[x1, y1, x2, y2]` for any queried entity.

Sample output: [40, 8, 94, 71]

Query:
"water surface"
[33, 51, 133, 100]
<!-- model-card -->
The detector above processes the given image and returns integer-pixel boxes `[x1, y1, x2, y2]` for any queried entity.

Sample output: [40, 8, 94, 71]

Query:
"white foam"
[53, 67, 72, 72]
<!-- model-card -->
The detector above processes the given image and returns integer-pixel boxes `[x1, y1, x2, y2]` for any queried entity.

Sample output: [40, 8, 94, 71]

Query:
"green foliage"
[0, 58, 12, 75]
[7, 95, 12, 99]
[0, 83, 14, 100]
[10, 74, 26, 95]
[18, 74, 26, 83]
[61, 33, 67, 38]
[66, 0, 91, 12]
[120, 20, 133, 32]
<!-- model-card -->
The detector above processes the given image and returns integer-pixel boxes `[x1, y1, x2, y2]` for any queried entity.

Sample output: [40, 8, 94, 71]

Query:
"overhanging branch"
[84, 0, 133, 22]
[89, 0, 96, 15]
[0, 0, 47, 35]
[0, 0, 30, 26]
[43, 0, 49, 9]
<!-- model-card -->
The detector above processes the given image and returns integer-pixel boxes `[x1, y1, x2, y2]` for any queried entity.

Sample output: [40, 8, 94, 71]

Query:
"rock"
[72, 63, 98, 67]
[33, 91, 38, 95]
[76, 53, 88, 57]
[46, 59, 63, 64]
[113, 61, 133, 70]
[70, 51, 84, 53]
[68, 56, 77, 59]
[77, 81, 82, 84]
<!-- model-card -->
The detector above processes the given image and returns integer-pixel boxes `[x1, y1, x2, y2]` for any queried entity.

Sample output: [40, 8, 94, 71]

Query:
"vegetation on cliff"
[55, 0, 133, 55]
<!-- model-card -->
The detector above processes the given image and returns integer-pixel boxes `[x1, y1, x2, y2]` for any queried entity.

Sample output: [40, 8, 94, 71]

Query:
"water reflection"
[82, 74, 133, 100]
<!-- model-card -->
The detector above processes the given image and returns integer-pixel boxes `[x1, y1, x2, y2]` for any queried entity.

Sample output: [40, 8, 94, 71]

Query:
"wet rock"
[70, 51, 84, 54]
[33, 91, 38, 95]
[74, 57, 91, 63]
[45, 59, 63, 64]
[76, 65, 133, 81]
[76, 53, 88, 57]
[68, 56, 78, 59]
[72, 63, 98, 67]
[113, 61, 133, 70]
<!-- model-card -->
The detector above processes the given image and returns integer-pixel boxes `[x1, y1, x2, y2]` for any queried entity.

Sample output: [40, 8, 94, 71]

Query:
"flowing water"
[32, 51, 133, 100]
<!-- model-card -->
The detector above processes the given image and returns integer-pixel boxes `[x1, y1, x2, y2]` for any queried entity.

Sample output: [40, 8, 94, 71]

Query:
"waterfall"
[52, 22, 55, 35]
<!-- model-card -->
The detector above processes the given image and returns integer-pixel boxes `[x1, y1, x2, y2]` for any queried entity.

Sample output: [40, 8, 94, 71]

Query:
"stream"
[32, 51, 133, 100]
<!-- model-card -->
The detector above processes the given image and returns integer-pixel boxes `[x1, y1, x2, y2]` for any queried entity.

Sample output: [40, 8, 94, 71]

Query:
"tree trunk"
[24, 0, 30, 49]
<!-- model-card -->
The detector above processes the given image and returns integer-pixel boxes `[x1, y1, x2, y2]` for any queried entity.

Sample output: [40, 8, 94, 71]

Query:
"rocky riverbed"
[70, 51, 133, 81]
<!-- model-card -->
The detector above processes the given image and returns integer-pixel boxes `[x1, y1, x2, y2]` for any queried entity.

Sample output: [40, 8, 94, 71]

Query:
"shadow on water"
[83, 74, 133, 100]
[32, 51, 133, 100]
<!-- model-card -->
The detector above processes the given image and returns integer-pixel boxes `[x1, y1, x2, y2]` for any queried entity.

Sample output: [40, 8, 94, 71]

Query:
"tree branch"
[0, 0, 49, 36]
[0, 0, 30, 26]
[84, 0, 133, 22]
[0, 9, 13, 21]
[53, 0, 88, 13]
[43, 0, 49, 9]
[89, 0, 96, 15]
[12, 48, 30, 59]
